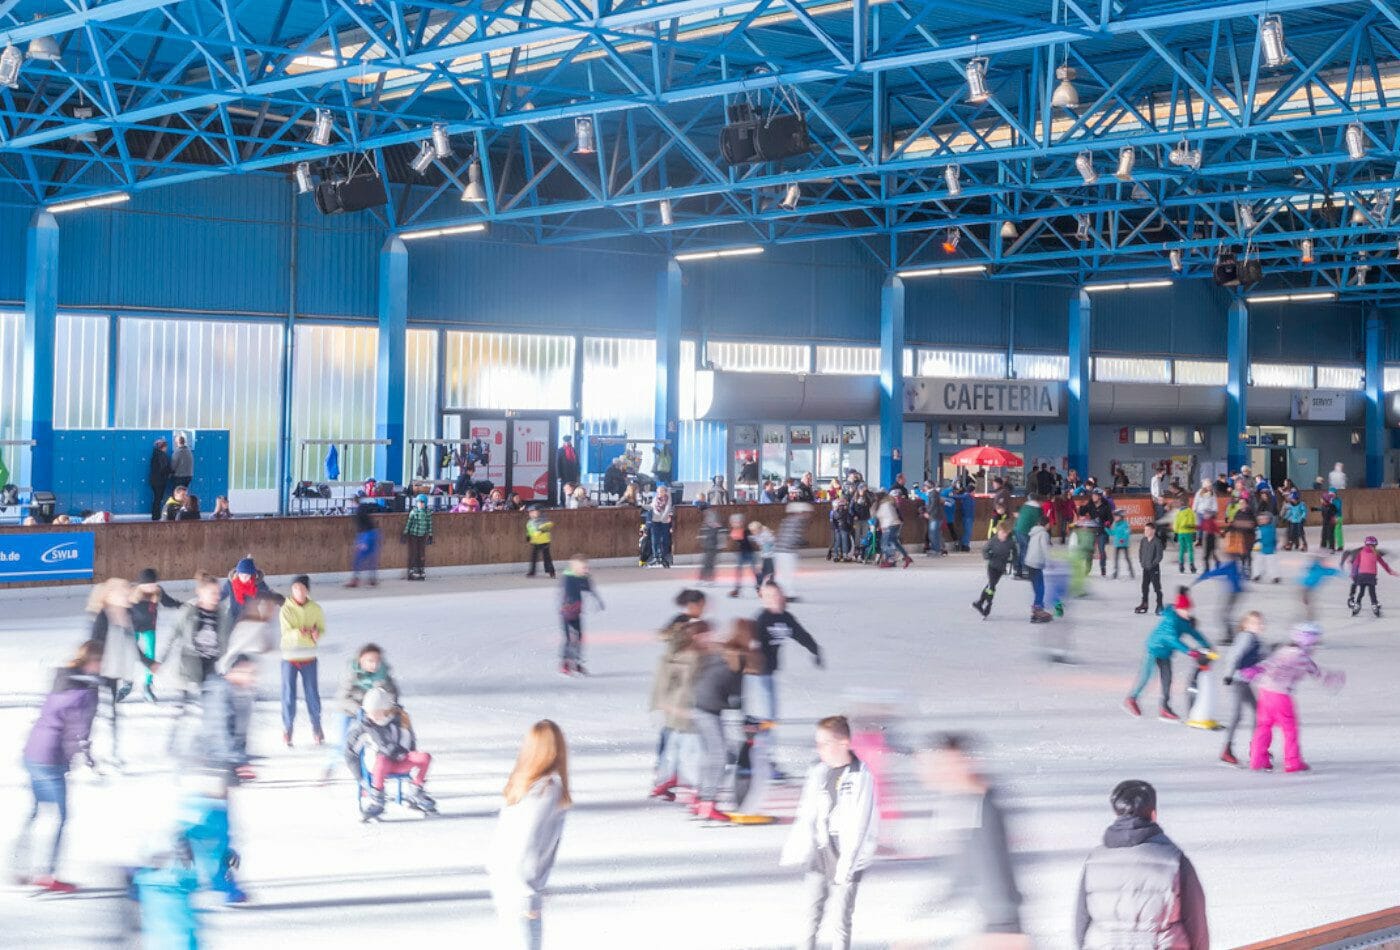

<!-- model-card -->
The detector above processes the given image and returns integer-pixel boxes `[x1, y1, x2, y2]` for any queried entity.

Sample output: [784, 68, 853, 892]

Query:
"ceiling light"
[674, 246, 764, 262]
[26, 27, 60, 64]
[1259, 15, 1289, 70]
[295, 163, 314, 194]
[659, 199, 674, 226]
[1351, 206, 1367, 225]
[941, 227, 961, 253]
[1356, 262, 1370, 286]
[965, 57, 990, 103]
[896, 264, 987, 278]
[1345, 122, 1367, 161]
[461, 160, 487, 203]
[46, 192, 129, 214]
[1300, 238, 1314, 264]
[1076, 214, 1092, 242]
[1131, 182, 1151, 201]
[779, 183, 801, 211]
[431, 123, 452, 159]
[1168, 140, 1202, 170]
[999, 220, 1018, 240]
[574, 116, 596, 154]
[72, 104, 97, 143]
[944, 165, 962, 198]
[1051, 65, 1079, 109]
[1246, 291, 1336, 303]
[1114, 147, 1135, 181]
[1084, 279, 1172, 293]
[310, 108, 333, 146]
[409, 141, 435, 175]
[399, 223, 487, 241]
[1169, 249, 1183, 272]
[1395, 236, 1400, 261]
[1075, 151, 1098, 185]
[1238, 203, 1257, 231]
[0, 45, 22, 88]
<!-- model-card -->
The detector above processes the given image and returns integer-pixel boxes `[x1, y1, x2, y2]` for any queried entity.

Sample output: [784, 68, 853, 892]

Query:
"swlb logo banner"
[0, 532, 96, 583]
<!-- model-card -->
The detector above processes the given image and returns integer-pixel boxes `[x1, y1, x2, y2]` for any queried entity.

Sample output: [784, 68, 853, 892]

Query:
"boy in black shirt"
[750, 583, 823, 722]
[973, 523, 1016, 619]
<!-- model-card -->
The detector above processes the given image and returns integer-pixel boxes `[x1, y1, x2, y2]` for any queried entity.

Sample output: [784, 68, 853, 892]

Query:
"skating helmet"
[1292, 623, 1322, 649]
[1365, 536, 1379, 546]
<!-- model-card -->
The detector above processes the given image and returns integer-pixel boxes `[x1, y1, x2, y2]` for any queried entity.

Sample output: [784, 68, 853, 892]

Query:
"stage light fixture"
[1075, 151, 1098, 184]
[409, 141, 435, 175]
[295, 163, 315, 194]
[659, 199, 674, 226]
[1260, 15, 1289, 69]
[1076, 214, 1092, 242]
[1345, 122, 1367, 160]
[944, 165, 963, 198]
[1114, 147, 1135, 181]
[310, 108, 333, 146]
[1300, 238, 1314, 264]
[1238, 203, 1257, 231]
[965, 57, 990, 103]
[1170, 249, 1183, 272]
[431, 123, 452, 159]
[574, 116, 596, 154]
[1168, 140, 1202, 170]
[941, 228, 960, 253]
[26, 25, 60, 63]
[0, 45, 22, 88]
[1000, 220, 1018, 240]
[72, 103, 97, 143]
[778, 183, 801, 211]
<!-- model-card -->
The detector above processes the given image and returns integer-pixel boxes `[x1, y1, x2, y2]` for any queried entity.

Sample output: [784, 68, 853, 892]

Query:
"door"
[466, 418, 510, 489]
[1268, 448, 1288, 486]
[511, 418, 551, 501]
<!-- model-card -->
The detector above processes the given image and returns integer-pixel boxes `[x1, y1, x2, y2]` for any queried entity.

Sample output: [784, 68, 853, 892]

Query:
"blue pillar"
[1067, 288, 1091, 479]
[21, 211, 59, 492]
[1226, 298, 1250, 474]
[655, 261, 681, 476]
[374, 236, 409, 481]
[878, 274, 905, 488]
[1365, 311, 1385, 488]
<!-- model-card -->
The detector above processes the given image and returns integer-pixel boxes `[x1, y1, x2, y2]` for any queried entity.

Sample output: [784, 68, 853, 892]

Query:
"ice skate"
[1122, 698, 1141, 718]
[1158, 706, 1180, 723]
[1374, 604, 1383, 618]
[407, 787, 438, 814]
[1133, 602, 1148, 614]
[1220, 748, 1239, 767]
[360, 788, 386, 821]
[1351, 602, 1362, 617]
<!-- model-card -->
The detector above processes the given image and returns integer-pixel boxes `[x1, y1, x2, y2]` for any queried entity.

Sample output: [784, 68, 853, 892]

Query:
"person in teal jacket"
[1254, 511, 1279, 583]
[1123, 589, 1213, 722]
[1282, 494, 1308, 551]
[1107, 510, 1134, 580]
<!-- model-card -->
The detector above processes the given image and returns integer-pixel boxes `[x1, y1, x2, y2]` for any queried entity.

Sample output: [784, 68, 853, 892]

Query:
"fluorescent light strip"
[1245, 291, 1337, 304]
[399, 223, 486, 241]
[896, 264, 987, 278]
[1083, 279, 1173, 293]
[674, 246, 764, 262]
[46, 192, 129, 214]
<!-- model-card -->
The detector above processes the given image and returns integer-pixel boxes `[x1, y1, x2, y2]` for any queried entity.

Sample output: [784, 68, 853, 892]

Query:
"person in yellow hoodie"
[1172, 501, 1197, 574]
[525, 507, 556, 579]
[279, 575, 326, 747]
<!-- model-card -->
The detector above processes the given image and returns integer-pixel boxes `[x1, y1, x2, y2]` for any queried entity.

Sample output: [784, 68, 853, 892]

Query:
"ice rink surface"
[3, 527, 1399, 949]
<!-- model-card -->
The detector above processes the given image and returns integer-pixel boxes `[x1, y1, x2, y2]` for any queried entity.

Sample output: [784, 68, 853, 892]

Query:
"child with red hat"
[1123, 587, 1215, 722]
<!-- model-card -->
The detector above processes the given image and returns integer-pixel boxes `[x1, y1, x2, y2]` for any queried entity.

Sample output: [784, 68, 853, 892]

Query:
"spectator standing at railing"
[649, 486, 674, 569]
[171, 434, 195, 491]
[147, 438, 172, 521]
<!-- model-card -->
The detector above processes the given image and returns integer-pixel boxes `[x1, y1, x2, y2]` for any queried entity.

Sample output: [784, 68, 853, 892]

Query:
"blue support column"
[374, 236, 409, 482]
[21, 211, 59, 492]
[1365, 311, 1385, 488]
[1067, 288, 1091, 479]
[1226, 299, 1250, 475]
[878, 274, 905, 488]
[655, 261, 681, 476]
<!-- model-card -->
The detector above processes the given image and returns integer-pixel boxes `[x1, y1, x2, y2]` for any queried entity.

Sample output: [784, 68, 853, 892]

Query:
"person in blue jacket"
[953, 485, 976, 552]
[1122, 589, 1213, 722]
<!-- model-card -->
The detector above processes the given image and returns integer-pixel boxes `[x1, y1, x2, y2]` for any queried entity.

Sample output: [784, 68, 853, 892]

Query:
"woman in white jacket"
[490, 719, 571, 950]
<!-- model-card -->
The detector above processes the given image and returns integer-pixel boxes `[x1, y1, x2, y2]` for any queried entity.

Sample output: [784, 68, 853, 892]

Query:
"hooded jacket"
[1172, 508, 1196, 535]
[336, 656, 399, 717]
[160, 601, 231, 688]
[344, 709, 417, 775]
[1074, 815, 1208, 949]
[780, 755, 879, 884]
[23, 668, 99, 768]
[649, 617, 701, 731]
[1023, 524, 1051, 570]
[1247, 643, 1338, 694]
[1145, 612, 1211, 660]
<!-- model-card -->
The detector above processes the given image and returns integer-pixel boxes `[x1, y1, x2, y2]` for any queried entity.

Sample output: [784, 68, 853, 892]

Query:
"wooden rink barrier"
[1234, 905, 1400, 949]
[2, 488, 1398, 587]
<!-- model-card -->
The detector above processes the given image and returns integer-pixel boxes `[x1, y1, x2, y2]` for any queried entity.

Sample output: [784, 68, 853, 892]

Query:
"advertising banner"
[1290, 390, 1349, 422]
[0, 532, 95, 584]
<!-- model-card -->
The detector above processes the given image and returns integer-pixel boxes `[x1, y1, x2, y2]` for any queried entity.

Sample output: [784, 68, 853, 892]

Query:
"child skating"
[1341, 536, 1395, 617]
[972, 522, 1016, 619]
[1123, 589, 1214, 722]
[1239, 623, 1344, 773]
[1254, 511, 1280, 583]
[402, 493, 433, 580]
[1219, 611, 1266, 767]
[1108, 510, 1134, 580]
[1135, 523, 1166, 615]
[559, 556, 604, 676]
[525, 506, 556, 578]
[344, 686, 436, 817]
[1173, 504, 1197, 574]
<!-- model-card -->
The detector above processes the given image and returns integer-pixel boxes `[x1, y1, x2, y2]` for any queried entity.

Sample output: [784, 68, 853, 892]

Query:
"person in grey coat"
[171, 434, 195, 489]
[1075, 780, 1208, 950]
[201, 654, 257, 781]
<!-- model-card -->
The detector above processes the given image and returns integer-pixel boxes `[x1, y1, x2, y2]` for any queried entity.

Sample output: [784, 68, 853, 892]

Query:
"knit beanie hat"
[137, 567, 159, 585]
[291, 574, 310, 590]
[362, 686, 394, 715]
[235, 557, 256, 575]
[1292, 623, 1321, 649]
[1174, 589, 1193, 611]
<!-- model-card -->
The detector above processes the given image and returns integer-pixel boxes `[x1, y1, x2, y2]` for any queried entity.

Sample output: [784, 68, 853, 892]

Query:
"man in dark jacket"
[1075, 780, 1208, 950]
[555, 436, 581, 503]
[1136, 525, 1167, 615]
[1079, 489, 1115, 576]
[147, 438, 172, 521]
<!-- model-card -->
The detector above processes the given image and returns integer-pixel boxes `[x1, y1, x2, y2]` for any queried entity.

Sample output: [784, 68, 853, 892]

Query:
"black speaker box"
[753, 112, 812, 163]
[313, 171, 388, 215]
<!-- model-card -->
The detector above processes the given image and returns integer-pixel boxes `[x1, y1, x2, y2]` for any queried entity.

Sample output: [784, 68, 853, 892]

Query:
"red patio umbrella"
[947, 445, 1024, 468]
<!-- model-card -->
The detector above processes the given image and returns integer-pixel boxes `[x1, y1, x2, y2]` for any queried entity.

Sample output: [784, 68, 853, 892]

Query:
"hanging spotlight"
[1351, 205, 1367, 225]
[1238, 202, 1257, 231]
[659, 199, 674, 226]
[1168, 139, 1202, 170]
[1075, 151, 1098, 185]
[461, 159, 487, 203]
[309, 108, 333, 146]
[1076, 214, 1092, 242]
[409, 141, 435, 175]
[965, 57, 990, 103]
[1169, 248, 1183, 272]
[944, 165, 962, 198]
[1259, 15, 1289, 70]
[778, 183, 801, 211]
[1345, 122, 1367, 161]
[1130, 182, 1151, 201]
[1114, 147, 1135, 181]
[574, 116, 596, 154]
[1000, 220, 1018, 240]
[1300, 238, 1314, 264]
[294, 162, 314, 194]
[0, 45, 22, 89]
[941, 227, 961, 253]
[25, 22, 60, 64]
[71, 103, 97, 143]
[431, 123, 452, 159]
[1051, 64, 1080, 109]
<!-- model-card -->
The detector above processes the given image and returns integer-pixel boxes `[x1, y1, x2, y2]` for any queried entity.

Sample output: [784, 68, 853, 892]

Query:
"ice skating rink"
[3, 529, 1399, 949]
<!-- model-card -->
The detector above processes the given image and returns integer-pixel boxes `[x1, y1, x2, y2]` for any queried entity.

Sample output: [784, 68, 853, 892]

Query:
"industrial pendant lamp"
[294, 162, 314, 194]
[1169, 248, 1183, 272]
[72, 97, 97, 143]
[1051, 64, 1079, 109]
[779, 183, 801, 211]
[944, 165, 962, 197]
[1300, 237, 1314, 264]
[1238, 202, 1257, 231]
[309, 108, 333, 146]
[1259, 15, 1289, 70]
[574, 116, 596, 154]
[1168, 139, 1202, 170]
[431, 123, 452, 159]
[1114, 147, 1135, 181]
[1075, 151, 1098, 185]
[941, 227, 960, 253]
[25, 18, 60, 63]
[409, 141, 435, 175]
[461, 159, 487, 203]
[0, 45, 22, 88]
[1345, 122, 1368, 160]
[659, 199, 674, 226]
[1000, 220, 1018, 240]
[965, 57, 990, 103]
[1130, 182, 1151, 201]
[1076, 214, 1092, 242]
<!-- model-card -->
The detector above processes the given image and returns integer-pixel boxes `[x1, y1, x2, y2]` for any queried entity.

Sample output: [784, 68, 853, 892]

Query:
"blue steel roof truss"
[6, 1, 1400, 297]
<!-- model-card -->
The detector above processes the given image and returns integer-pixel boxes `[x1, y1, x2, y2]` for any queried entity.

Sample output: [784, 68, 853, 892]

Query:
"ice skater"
[525, 506, 555, 579]
[1253, 511, 1280, 583]
[728, 515, 761, 596]
[1172, 503, 1196, 574]
[402, 493, 433, 580]
[278, 575, 325, 747]
[1123, 589, 1214, 722]
[1217, 611, 1268, 768]
[697, 502, 722, 583]
[649, 590, 706, 801]
[159, 573, 229, 754]
[345, 686, 436, 817]
[558, 556, 604, 676]
[1341, 536, 1395, 617]
[972, 522, 1016, 619]
[1108, 510, 1134, 580]
[1135, 523, 1166, 615]
[130, 568, 180, 703]
[750, 583, 823, 722]
[1239, 623, 1344, 773]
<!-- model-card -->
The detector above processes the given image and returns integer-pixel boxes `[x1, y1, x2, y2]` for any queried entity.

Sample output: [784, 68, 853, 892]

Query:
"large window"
[913, 348, 1007, 379]
[1251, 363, 1315, 388]
[815, 345, 878, 375]
[705, 340, 810, 373]
[1386, 366, 1400, 392]
[54, 314, 109, 429]
[291, 324, 377, 484]
[1012, 353, 1069, 381]
[583, 336, 656, 470]
[404, 329, 439, 483]
[1174, 360, 1228, 386]
[0, 313, 22, 485]
[1316, 365, 1364, 390]
[443, 330, 573, 410]
[117, 317, 284, 491]
[1094, 356, 1172, 384]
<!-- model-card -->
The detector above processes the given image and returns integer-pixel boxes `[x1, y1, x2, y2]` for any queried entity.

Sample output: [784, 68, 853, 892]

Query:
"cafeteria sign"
[903, 378, 1060, 417]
